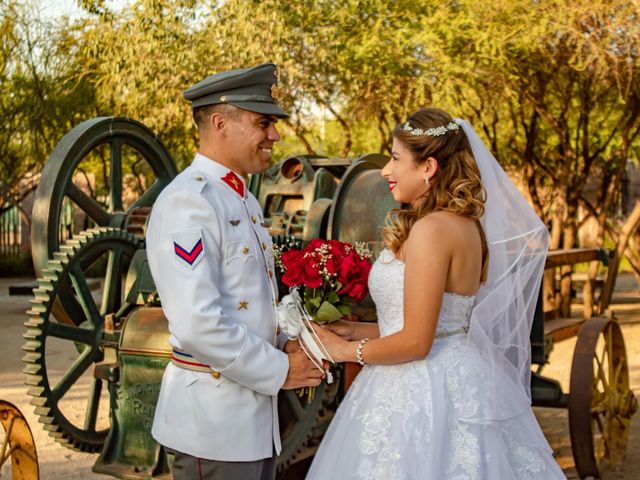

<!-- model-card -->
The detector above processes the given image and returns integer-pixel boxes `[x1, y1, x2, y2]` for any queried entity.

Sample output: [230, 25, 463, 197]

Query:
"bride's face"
[382, 138, 428, 207]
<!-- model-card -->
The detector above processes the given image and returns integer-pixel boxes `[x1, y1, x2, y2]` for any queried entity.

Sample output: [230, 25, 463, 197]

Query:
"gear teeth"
[27, 387, 45, 397]
[53, 251, 69, 261]
[24, 316, 44, 326]
[47, 258, 64, 268]
[23, 367, 42, 378]
[42, 270, 60, 281]
[34, 406, 51, 416]
[30, 396, 48, 407]
[37, 278, 55, 290]
[44, 425, 63, 435]
[25, 376, 44, 386]
[24, 226, 143, 454]
[22, 366, 42, 377]
[21, 338, 41, 349]
[22, 350, 42, 361]
[32, 288, 51, 300]
[28, 304, 49, 315]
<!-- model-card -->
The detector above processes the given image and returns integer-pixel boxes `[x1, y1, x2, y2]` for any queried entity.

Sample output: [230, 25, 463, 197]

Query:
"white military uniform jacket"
[147, 153, 289, 461]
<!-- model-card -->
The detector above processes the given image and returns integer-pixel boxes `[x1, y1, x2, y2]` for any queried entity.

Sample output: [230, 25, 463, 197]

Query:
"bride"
[306, 107, 566, 479]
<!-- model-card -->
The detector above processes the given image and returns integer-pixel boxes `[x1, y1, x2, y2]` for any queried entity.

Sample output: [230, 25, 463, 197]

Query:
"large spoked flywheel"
[31, 117, 176, 325]
[277, 366, 343, 477]
[23, 227, 143, 452]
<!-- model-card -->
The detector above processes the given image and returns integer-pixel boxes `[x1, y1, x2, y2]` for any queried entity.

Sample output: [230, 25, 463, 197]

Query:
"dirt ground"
[2, 275, 640, 479]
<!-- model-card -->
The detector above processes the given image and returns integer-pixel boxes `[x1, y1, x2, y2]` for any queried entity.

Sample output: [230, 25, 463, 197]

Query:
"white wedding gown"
[306, 249, 566, 479]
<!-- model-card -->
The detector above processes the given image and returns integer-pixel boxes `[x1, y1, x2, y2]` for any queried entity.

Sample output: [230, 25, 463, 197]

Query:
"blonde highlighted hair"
[383, 107, 488, 281]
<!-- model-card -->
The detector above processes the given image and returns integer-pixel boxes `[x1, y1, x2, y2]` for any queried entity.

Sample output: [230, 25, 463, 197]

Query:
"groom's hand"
[282, 350, 324, 390]
[283, 339, 301, 354]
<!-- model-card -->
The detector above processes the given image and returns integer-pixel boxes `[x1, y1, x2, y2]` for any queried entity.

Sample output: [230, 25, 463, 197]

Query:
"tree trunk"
[584, 159, 626, 316]
[560, 202, 578, 317]
[544, 200, 565, 313]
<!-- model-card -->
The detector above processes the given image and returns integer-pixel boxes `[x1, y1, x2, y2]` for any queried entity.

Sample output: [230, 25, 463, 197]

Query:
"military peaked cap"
[183, 62, 289, 118]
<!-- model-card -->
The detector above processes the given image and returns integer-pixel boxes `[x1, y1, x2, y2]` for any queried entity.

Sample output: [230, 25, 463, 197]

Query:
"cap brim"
[229, 101, 289, 119]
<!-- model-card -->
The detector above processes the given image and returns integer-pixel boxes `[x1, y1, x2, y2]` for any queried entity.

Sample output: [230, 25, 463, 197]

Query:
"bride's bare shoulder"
[412, 211, 473, 235]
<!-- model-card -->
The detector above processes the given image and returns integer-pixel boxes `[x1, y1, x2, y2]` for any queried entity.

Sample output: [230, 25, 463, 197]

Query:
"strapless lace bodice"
[369, 249, 475, 337]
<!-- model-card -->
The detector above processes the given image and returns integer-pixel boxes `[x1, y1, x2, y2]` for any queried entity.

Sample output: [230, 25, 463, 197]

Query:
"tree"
[417, 0, 640, 313]
[0, 1, 96, 217]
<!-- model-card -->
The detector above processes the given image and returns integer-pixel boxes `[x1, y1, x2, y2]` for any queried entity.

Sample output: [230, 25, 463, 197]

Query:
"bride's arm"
[316, 218, 449, 364]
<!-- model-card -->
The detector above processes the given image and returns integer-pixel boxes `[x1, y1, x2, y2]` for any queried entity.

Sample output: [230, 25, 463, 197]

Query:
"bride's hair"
[383, 107, 488, 281]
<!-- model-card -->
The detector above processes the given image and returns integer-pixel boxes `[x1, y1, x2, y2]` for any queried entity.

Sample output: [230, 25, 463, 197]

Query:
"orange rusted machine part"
[0, 400, 39, 480]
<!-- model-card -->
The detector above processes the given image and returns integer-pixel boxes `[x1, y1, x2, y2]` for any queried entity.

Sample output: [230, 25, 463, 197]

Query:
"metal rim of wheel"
[23, 227, 144, 452]
[327, 154, 397, 247]
[568, 317, 638, 478]
[31, 117, 176, 325]
[0, 400, 39, 480]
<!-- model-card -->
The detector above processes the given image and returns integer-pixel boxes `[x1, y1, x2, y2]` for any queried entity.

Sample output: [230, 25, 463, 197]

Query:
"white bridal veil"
[458, 119, 549, 415]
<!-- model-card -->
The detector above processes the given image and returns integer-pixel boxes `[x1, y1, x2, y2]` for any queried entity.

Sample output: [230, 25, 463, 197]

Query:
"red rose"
[305, 238, 326, 253]
[341, 281, 368, 302]
[302, 258, 323, 288]
[281, 250, 305, 286]
[337, 249, 358, 285]
[337, 250, 372, 301]
[325, 256, 339, 275]
[328, 240, 347, 258]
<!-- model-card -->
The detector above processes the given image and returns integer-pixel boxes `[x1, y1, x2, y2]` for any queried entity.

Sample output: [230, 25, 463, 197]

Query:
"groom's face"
[382, 138, 428, 207]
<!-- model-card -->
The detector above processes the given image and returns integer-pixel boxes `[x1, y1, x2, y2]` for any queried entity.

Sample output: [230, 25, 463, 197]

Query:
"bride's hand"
[324, 319, 357, 341]
[311, 324, 349, 363]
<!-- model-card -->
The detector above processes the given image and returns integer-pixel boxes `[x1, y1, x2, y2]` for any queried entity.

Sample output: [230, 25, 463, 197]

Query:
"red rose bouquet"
[274, 238, 372, 403]
[275, 239, 373, 324]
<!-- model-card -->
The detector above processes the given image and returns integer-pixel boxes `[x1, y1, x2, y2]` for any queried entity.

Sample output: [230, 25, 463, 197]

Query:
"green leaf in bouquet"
[315, 300, 343, 323]
[341, 296, 355, 307]
[304, 299, 318, 315]
[336, 303, 352, 317]
[326, 291, 340, 304]
[309, 295, 322, 308]
[304, 288, 314, 302]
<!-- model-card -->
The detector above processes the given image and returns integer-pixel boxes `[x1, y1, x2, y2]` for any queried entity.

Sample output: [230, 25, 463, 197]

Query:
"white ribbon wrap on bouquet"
[276, 289, 334, 384]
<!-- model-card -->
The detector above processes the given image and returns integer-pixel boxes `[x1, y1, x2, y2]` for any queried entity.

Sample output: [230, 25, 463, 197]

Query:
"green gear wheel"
[22, 227, 143, 452]
[277, 366, 343, 475]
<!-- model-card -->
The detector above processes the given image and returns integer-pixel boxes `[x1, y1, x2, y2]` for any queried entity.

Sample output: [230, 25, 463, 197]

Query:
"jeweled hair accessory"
[402, 120, 461, 137]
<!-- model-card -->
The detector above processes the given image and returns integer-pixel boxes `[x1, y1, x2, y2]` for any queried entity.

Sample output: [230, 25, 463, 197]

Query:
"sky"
[41, 0, 132, 20]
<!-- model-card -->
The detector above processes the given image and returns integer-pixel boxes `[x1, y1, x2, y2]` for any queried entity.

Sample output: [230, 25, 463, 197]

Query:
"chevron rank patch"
[172, 228, 205, 269]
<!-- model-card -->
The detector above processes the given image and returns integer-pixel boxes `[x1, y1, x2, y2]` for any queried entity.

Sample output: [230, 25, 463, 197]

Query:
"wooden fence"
[0, 206, 21, 258]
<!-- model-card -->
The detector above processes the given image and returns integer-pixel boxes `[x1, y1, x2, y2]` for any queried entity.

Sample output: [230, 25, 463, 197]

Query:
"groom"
[146, 63, 323, 480]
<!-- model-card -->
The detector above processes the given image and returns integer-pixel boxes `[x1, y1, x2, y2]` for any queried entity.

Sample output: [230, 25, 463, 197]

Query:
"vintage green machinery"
[24, 117, 397, 478]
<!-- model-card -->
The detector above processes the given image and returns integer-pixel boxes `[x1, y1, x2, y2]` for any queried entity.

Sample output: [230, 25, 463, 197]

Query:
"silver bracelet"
[356, 338, 370, 366]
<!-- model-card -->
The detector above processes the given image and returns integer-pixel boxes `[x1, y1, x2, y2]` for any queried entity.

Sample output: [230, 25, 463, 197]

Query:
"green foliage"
[0, 2, 96, 201]
[303, 285, 350, 324]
